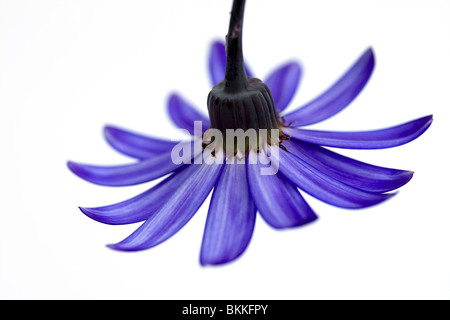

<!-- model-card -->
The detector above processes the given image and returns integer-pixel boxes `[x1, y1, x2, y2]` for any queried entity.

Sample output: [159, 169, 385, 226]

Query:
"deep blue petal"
[68, 141, 198, 186]
[208, 40, 253, 87]
[247, 150, 317, 228]
[274, 146, 395, 209]
[104, 125, 179, 160]
[282, 48, 375, 126]
[79, 165, 194, 225]
[107, 158, 224, 251]
[167, 93, 210, 135]
[209, 41, 227, 87]
[283, 115, 433, 149]
[200, 162, 256, 265]
[264, 61, 301, 112]
[284, 139, 413, 192]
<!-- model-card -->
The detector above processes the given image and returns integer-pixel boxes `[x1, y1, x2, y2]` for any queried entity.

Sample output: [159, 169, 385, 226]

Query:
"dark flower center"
[207, 0, 279, 139]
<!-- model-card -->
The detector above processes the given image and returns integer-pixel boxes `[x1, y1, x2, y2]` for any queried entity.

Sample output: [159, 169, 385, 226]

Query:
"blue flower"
[68, 1, 432, 266]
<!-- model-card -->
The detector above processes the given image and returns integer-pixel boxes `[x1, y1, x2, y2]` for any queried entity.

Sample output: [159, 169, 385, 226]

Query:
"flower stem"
[224, 0, 248, 92]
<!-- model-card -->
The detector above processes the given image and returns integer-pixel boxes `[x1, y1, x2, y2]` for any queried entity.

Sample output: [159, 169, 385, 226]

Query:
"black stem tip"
[224, 0, 248, 91]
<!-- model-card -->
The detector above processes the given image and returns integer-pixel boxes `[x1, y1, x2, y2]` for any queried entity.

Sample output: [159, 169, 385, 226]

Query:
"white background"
[1, 0, 449, 299]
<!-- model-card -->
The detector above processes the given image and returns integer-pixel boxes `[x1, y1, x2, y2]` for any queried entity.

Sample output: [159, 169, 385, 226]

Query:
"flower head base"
[207, 0, 279, 154]
[68, 0, 433, 266]
[208, 77, 279, 136]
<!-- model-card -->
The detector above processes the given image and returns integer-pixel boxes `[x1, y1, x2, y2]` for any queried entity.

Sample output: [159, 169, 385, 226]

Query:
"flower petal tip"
[376, 191, 398, 205]
[67, 160, 106, 185]
[167, 92, 210, 134]
[67, 160, 83, 177]
[348, 192, 397, 210]
[212, 40, 225, 50]
[270, 214, 319, 230]
[367, 191, 398, 208]
[366, 47, 375, 68]
[106, 243, 128, 252]
[411, 114, 433, 139]
[79, 206, 121, 225]
[103, 124, 115, 133]
[386, 192, 398, 202]
[200, 261, 227, 267]
[402, 170, 414, 183]
[166, 92, 179, 110]
[106, 242, 144, 252]
[199, 254, 243, 267]
[105, 243, 119, 251]
[275, 60, 302, 73]
[78, 206, 96, 219]
[389, 170, 415, 191]
[199, 259, 224, 267]
[68, 161, 99, 182]
[103, 124, 123, 143]
[265, 60, 302, 112]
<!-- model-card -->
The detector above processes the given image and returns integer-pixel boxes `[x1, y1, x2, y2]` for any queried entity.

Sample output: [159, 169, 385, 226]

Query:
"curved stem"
[224, 0, 248, 91]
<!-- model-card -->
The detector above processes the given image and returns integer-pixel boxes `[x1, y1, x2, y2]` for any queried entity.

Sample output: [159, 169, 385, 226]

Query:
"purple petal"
[67, 141, 197, 186]
[167, 93, 210, 135]
[104, 125, 179, 160]
[282, 48, 375, 126]
[79, 165, 193, 225]
[283, 115, 433, 149]
[247, 151, 317, 228]
[275, 146, 395, 209]
[200, 163, 256, 266]
[284, 139, 413, 193]
[107, 160, 224, 252]
[208, 40, 253, 87]
[264, 61, 301, 112]
[209, 41, 227, 87]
